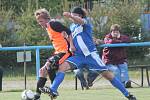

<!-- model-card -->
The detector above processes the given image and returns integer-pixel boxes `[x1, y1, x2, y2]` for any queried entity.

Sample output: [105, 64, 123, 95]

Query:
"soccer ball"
[21, 90, 34, 100]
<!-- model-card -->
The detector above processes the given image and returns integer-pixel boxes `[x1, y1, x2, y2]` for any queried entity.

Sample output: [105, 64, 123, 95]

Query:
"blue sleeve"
[82, 17, 92, 27]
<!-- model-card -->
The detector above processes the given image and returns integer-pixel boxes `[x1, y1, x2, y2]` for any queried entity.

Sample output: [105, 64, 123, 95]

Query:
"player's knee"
[102, 71, 114, 80]
[58, 62, 71, 72]
[39, 69, 43, 75]
[39, 68, 46, 77]
[74, 69, 82, 75]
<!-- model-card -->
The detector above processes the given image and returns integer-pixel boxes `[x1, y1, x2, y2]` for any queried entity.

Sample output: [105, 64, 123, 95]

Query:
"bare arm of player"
[61, 31, 68, 39]
[63, 12, 85, 25]
[68, 35, 76, 52]
[61, 31, 76, 52]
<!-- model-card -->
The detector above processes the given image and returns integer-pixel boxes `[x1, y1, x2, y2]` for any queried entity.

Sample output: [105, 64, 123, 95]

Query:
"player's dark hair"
[71, 6, 86, 18]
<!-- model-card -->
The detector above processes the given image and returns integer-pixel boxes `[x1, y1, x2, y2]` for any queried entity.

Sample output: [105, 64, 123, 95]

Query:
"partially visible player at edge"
[34, 8, 75, 100]
[39, 7, 137, 100]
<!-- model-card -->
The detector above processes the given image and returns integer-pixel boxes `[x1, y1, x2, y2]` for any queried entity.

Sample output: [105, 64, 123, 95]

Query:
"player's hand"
[43, 62, 51, 70]
[69, 46, 76, 52]
[61, 31, 68, 38]
[40, 66, 46, 72]
[63, 12, 72, 18]
[40, 63, 50, 77]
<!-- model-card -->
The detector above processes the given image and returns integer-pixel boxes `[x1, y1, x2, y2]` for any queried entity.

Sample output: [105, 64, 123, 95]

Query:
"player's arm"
[50, 21, 71, 35]
[63, 12, 86, 25]
[61, 31, 75, 52]
[51, 21, 71, 40]
[68, 35, 76, 52]
[50, 21, 76, 51]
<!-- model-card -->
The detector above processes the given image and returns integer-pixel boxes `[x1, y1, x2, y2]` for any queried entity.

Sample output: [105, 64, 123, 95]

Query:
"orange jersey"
[46, 23, 69, 54]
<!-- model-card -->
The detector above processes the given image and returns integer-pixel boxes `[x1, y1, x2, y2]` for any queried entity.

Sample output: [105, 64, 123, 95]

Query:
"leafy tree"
[90, 1, 148, 64]
[0, 0, 149, 69]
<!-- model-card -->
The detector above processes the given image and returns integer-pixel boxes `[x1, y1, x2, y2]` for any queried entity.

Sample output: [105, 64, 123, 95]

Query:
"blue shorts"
[66, 51, 108, 71]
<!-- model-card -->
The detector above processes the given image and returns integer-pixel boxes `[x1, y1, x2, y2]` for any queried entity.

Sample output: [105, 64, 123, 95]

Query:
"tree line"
[0, 0, 149, 70]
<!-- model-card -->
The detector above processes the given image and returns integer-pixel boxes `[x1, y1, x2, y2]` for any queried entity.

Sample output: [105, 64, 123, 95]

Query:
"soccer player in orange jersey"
[34, 8, 75, 100]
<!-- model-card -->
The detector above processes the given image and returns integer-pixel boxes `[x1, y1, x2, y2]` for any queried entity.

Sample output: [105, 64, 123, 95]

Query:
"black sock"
[36, 77, 47, 94]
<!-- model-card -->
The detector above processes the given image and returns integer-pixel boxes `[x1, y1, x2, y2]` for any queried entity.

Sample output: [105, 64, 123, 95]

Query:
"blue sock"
[110, 77, 129, 97]
[50, 72, 65, 92]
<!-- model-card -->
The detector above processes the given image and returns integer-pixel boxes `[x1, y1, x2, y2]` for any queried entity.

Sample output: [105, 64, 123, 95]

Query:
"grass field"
[1, 70, 150, 100]
[0, 87, 149, 100]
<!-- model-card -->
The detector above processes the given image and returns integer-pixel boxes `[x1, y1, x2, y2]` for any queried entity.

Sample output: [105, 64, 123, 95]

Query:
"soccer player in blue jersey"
[40, 7, 136, 100]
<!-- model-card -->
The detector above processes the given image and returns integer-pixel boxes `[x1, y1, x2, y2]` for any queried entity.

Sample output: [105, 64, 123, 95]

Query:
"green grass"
[1, 70, 150, 100]
[0, 88, 150, 100]
[3, 70, 148, 80]
[3, 72, 76, 81]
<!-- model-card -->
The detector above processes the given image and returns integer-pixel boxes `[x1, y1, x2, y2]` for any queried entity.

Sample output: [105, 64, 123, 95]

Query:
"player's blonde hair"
[34, 8, 50, 19]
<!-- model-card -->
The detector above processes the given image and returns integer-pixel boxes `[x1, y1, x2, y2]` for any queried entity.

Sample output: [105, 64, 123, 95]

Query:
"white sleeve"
[82, 18, 88, 25]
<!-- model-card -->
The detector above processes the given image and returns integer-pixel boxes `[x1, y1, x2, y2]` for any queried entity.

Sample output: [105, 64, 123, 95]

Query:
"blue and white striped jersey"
[70, 17, 97, 56]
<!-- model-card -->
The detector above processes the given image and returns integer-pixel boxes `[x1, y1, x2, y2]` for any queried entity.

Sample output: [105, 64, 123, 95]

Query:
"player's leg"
[49, 54, 84, 93]
[88, 52, 136, 100]
[107, 64, 121, 82]
[39, 61, 72, 99]
[38, 53, 71, 96]
[50, 61, 72, 91]
[102, 71, 136, 100]
[46, 53, 68, 84]
[102, 71, 129, 95]
[34, 62, 49, 100]
[40, 55, 84, 99]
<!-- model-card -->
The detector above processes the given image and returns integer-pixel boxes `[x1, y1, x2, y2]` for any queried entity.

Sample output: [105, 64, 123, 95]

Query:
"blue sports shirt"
[70, 17, 97, 56]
